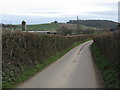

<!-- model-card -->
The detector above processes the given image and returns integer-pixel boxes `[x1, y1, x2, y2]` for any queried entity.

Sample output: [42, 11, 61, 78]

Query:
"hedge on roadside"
[2, 30, 90, 86]
[93, 31, 120, 88]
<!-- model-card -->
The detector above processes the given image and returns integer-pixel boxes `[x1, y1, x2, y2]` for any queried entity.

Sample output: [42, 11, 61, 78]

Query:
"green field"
[12, 23, 59, 31]
[27, 23, 59, 31]
[4, 23, 98, 31]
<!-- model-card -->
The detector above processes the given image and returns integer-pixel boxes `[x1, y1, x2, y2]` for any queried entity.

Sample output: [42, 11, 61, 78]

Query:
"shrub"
[93, 31, 120, 88]
[2, 30, 90, 87]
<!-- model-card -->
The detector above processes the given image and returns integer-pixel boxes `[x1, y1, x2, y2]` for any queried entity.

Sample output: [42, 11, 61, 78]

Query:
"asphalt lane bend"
[16, 40, 102, 88]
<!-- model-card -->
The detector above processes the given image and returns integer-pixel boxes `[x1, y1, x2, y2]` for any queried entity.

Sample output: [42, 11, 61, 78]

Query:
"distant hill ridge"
[67, 20, 118, 29]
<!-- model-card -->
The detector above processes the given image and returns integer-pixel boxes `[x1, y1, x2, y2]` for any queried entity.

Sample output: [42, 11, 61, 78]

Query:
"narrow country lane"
[15, 40, 103, 88]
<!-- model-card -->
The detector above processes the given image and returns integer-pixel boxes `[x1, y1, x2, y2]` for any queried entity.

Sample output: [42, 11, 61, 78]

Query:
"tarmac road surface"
[16, 40, 104, 88]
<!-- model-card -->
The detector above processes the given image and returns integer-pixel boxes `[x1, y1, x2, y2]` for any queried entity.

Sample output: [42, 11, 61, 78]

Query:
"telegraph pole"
[77, 16, 80, 34]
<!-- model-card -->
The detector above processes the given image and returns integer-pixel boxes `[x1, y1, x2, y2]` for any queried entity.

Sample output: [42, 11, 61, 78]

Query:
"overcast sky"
[1, 0, 119, 24]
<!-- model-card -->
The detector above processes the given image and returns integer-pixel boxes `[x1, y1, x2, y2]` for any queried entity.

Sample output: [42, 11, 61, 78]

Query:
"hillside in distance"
[27, 23, 59, 31]
[12, 23, 59, 31]
[3, 20, 117, 31]
[57, 23, 97, 30]
[67, 20, 118, 29]
[3, 23, 97, 31]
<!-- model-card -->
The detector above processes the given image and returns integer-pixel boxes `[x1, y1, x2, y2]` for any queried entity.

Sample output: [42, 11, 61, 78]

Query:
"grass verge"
[91, 43, 118, 88]
[3, 39, 91, 88]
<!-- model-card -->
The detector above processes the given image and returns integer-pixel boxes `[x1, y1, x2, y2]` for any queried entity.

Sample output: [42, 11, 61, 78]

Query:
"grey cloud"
[1, 12, 118, 25]
[95, 1, 118, 7]
[1, 14, 68, 24]
[30, 12, 62, 14]
[23, 8, 63, 11]
[23, 8, 63, 15]
[87, 11, 117, 16]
